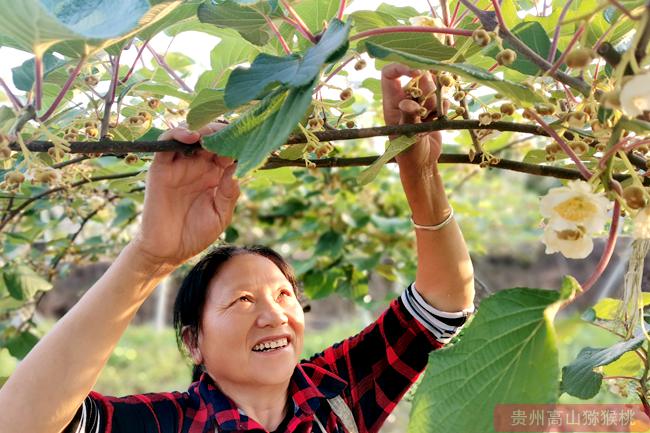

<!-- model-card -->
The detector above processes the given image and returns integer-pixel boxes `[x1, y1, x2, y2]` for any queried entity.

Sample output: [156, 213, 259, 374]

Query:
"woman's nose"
[255, 298, 288, 327]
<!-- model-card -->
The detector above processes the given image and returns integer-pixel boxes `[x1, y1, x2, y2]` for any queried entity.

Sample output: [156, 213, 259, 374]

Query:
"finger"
[196, 122, 227, 137]
[381, 63, 421, 80]
[213, 163, 240, 222]
[213, 154, 235, 168]
[398, 99, 422, 125]
[418, 71, 437, 114]
[154, 128, 199, 165]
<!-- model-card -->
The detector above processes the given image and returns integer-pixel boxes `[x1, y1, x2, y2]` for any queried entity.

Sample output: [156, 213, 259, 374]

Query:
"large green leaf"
[357, 136, 415, 185]
[349, 10, 399, 32]
[210, 28, 261, 75]
[366, 41, 543, 105]
[225, 19, 350, 108]
[409, 288, 563, 433]
[0, 0, 182, 56]
[197, 0, 275, 46]
[359, 33, 458, 62]
[560, 332, 646, 399]
[11, 52, 67, 91]
[202, 83, 315, 176]
[291, 0, 340, 34]
[2, 265, 53, 301]
[186, 89, 228, 130]
[6, 331, 40, 359]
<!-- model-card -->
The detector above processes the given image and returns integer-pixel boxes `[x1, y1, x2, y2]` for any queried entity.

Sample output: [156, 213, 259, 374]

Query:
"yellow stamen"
[553, 196, 597, 222]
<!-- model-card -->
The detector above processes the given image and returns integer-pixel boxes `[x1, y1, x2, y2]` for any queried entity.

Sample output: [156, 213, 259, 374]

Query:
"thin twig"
[337, 0, 346, 20]
[548, 0, 575, 62]
[547, 22, 586, 76]
[581, 198, 621, 291]
[145, 45, 192, 93]
[120, 39, 149, 84]
[39, 56, 87, 122]
[0, 77, 23, 110]
[280, 0, 316, 42]
[264, 14, 292, 54]
[33, 56, 43, 112]
[100, 54, 121, 138]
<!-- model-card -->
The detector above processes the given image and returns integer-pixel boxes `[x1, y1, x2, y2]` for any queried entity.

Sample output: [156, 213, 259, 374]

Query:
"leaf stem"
[449, 1, 462, 27]
[280, 0, 316, 43]
[314, 55, 355, 92]
[265, 14, 292, 54]
[548, 0, 575, 62]
[581, 195, 621, 291]
[350, 26, 473, 41]
[120, 40, 149, 84]
[39, 56, 87, 123]
[525, 109, 593, 179]
[337, 0, 346, 20]
[33, 56, 43, 112]
[0, 77, 23, 110]
[145, 45, 192, 93]
[547, 22, 586, 76]
[100, 54, 121, 138]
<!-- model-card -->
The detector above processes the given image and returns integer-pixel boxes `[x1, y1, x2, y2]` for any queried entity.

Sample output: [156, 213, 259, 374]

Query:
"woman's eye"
[278, 290, 292, 299]
[238, 295, 252, 303]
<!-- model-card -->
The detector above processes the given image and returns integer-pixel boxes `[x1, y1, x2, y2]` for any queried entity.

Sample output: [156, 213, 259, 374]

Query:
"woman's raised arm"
[381, 64, 475, 313]
[0, 124, 239, 433]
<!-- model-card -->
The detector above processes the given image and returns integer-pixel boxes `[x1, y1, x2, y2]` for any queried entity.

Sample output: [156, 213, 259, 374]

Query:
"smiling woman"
[0, 67, 475, 433]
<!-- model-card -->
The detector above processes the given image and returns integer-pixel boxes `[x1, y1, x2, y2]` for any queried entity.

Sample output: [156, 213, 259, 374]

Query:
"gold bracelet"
[411, 207, 454, 231]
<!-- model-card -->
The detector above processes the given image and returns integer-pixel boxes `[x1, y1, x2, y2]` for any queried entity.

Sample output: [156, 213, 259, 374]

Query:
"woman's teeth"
[252, 337, 289, 352]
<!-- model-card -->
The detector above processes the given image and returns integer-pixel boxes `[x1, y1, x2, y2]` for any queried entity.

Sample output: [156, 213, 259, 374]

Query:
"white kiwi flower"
[620, 72, 650, 117]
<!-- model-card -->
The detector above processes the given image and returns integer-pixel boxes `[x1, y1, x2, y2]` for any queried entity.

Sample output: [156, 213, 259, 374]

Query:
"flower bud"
[496, 49, 517, 66]
[84, 76, 99, 86]
[478, 112, 493, 126]
[535, 103, 556, 116]
[453, 91, 466, 101]
[623, 185, 646, 209]
[565, 48, 594, 69]
[472, 29, 491, 47]
[438, 73, 454, 87]
[340, 88, 353, 100]
[125, 153, 140, 165]
[500, 103, 515, 116]
[346, 120, 356, 128]
[5, 171, 25, 186]
[354, 59, 367, 71]
[148, 98, 161, 109]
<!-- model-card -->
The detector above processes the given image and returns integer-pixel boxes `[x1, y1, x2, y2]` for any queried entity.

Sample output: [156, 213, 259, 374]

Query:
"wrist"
[123, 241, 179, 277]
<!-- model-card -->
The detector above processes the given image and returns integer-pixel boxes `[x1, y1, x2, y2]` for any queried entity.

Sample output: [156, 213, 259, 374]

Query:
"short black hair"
[172, 245, 300, 382]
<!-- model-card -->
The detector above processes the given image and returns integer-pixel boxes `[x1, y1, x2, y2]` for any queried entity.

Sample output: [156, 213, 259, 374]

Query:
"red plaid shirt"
[67, 285, 472, 433]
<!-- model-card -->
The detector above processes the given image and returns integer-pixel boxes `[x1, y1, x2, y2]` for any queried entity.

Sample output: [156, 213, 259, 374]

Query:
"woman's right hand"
[132, 122, 240, 267]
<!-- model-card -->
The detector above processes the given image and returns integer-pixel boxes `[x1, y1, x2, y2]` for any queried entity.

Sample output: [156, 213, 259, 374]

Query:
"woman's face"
[196, 253, 305, 390]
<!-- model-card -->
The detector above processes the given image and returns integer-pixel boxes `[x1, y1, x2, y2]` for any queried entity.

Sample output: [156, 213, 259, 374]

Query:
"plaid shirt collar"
[190, 363, 348, 431]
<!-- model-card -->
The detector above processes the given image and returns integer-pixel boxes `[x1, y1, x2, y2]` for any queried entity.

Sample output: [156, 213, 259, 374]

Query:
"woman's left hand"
[381, 63, 446, 176]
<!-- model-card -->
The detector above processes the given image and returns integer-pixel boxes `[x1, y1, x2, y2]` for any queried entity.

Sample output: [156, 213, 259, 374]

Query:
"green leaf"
[485, 22, 561, 75]
[187, 89, 228, 131]
[0, 348, 17, 377]
[602, 351, 643, 377]
[591, 293, 650, 320]
[349, 10, 399, 32]
[302, 269, 337, 299]
[135, 1, 201, 41]
[6, 331, 39, 359]
[247, 167, 297, 188]
[202, 84, 314, 177]
[135, 83, 193, 102]
[620, 117, 650, 134]
[359, 33, 458, 62]
[409, 288, 561, 433]
[209, 28, 260, 75]
[225, 19, 350, 108]
[197, 0, 274, 46]
[376, 3, 422, 21]
[291, 0, 340, 34]
[11, 52, 67, 91]
[315, 230, 344, 258]
[559, 275, 581, 300]
[357, 136, 415, 185]
[560, 332, 645, 399]
[2, 265, 52, 301]
[365, 41, 543, 105]
[0, 0, 182, 56]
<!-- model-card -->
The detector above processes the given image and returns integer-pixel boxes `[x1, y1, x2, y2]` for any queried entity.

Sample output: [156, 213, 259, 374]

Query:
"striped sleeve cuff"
[68, 395, 101, 433]
[400, 283, 475, 344]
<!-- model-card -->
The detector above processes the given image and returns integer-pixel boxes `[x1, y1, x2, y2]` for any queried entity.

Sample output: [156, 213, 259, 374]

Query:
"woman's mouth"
[252, 337, 289, 353]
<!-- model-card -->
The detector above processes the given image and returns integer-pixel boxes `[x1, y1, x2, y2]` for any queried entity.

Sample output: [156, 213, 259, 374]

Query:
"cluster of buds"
[438, 72, 455, 88]
[4, 170, 25, 188]
[308, 117, 323, 130]
[63, 127, 78, 142]
[48, 146, 66, 160]
[305, 142, 334, 159]
[564, 111, 590, 128]
[32, 167, 58, 184]
[568, 138, 590, 156]
[84, 120, 99, 138]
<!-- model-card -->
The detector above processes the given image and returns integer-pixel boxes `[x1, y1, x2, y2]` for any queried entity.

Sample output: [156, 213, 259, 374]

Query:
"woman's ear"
[181, 325, 203, 365]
